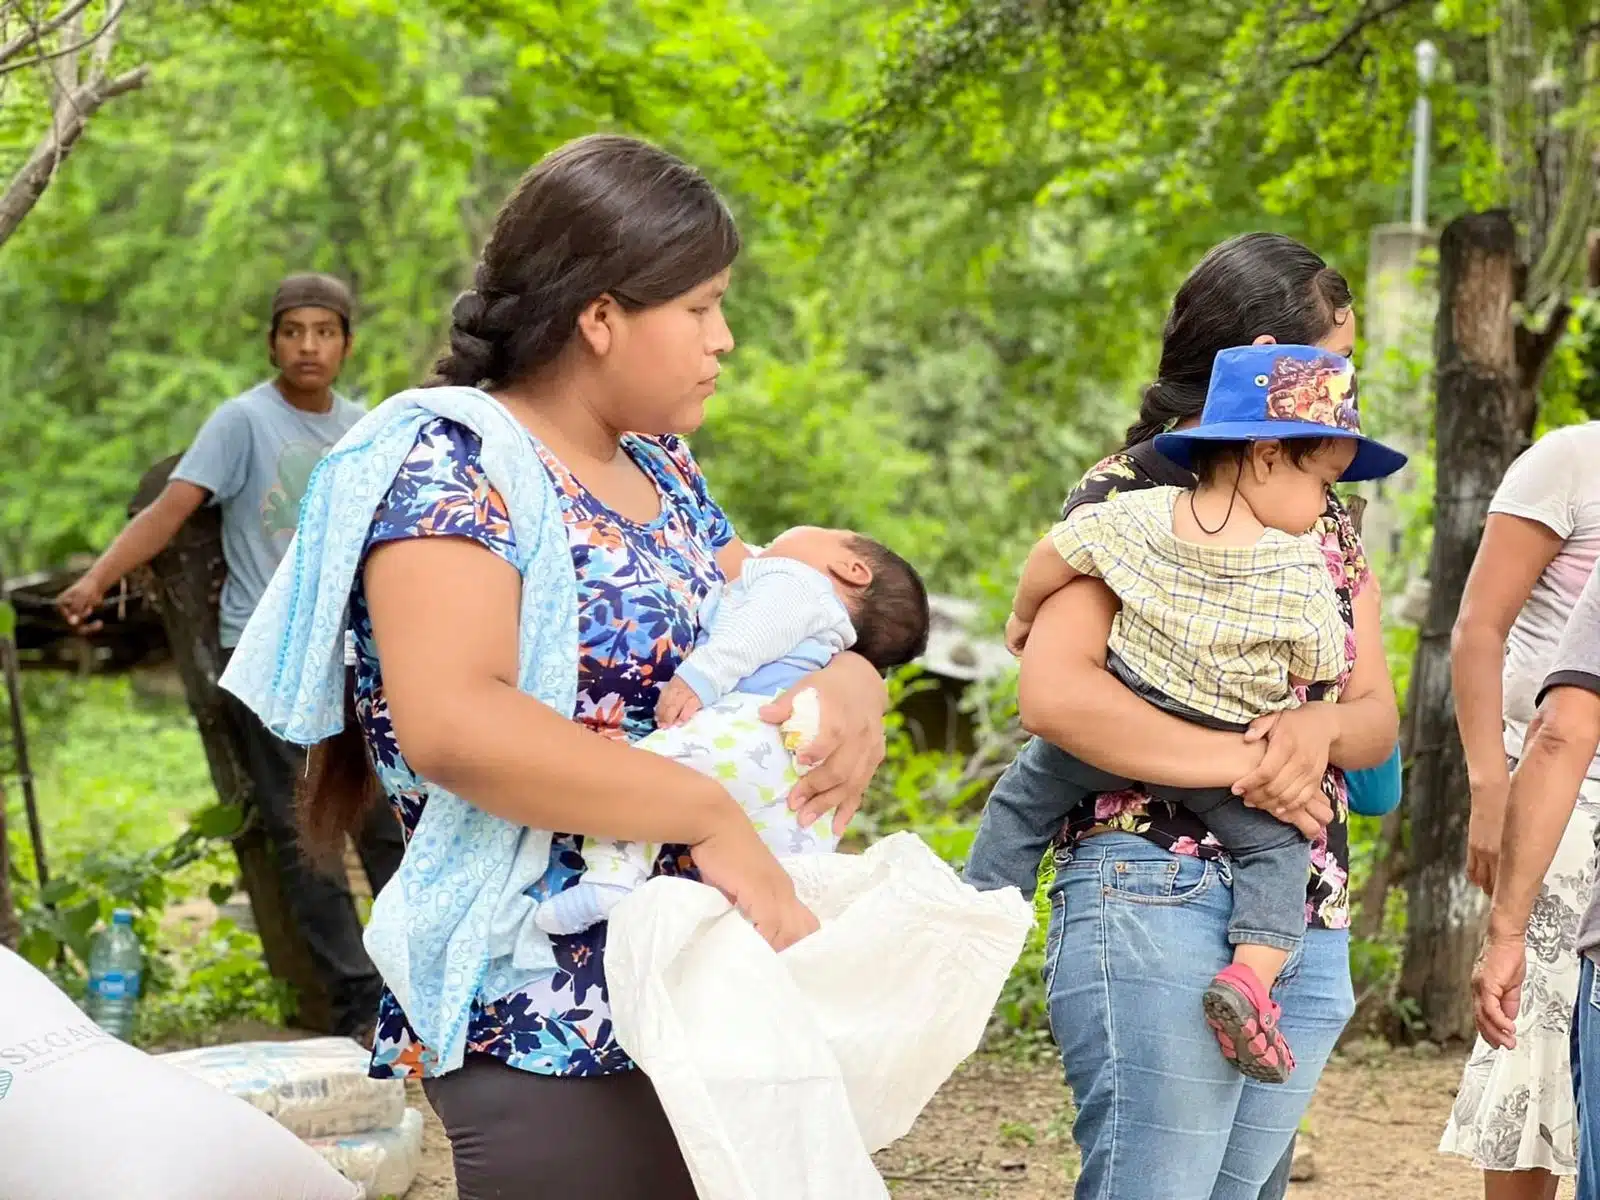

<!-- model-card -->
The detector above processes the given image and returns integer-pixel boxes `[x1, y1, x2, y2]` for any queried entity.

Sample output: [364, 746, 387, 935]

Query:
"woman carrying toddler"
[992, 343, 1404, 1082]
[966, 232, 1402, 1199]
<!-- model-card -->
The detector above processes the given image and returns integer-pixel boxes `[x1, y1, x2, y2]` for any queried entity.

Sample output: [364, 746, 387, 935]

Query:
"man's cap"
[271, 273, 354, 324]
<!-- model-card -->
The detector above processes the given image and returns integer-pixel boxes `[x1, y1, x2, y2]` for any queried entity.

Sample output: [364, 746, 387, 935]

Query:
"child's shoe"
[1202, 962, 1295, 1083]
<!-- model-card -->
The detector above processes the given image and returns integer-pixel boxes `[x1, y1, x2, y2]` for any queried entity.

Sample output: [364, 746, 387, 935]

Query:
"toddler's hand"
[1004, 612, 1033, 657]
[656, 676, 702, 727]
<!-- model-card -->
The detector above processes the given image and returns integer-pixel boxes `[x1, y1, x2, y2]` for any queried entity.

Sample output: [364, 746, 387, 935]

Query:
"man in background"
[57, 273, 403, 1039]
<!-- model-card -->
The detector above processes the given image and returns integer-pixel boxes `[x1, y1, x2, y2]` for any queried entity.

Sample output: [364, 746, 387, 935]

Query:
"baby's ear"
[830, 554, 873, 589]
[1249, 440, 1281, 480]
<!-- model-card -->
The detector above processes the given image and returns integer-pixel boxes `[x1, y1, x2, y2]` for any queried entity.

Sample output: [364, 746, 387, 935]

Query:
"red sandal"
[1202, 963, 1296, 1084]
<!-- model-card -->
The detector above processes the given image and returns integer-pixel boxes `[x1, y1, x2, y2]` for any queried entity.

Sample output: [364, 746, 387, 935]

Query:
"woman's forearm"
[1453, 621, 1513, 788]
[1017, 581, 1264, 788]
[1325, 694, 1398, 771]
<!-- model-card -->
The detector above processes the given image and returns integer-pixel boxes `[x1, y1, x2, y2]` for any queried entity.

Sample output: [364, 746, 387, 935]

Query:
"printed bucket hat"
[1153, 344, 1407, 483]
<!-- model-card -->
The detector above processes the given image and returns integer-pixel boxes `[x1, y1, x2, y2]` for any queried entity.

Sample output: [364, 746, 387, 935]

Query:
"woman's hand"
[691, 814, 819, 951]
[761, 651, 888, 837]
[1465, 772, 1511, 896]
[1232, 704, 1338, 838]
[1472, 931, 1527, 1050]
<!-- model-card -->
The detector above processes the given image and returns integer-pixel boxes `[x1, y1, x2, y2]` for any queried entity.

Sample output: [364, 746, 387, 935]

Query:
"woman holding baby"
[220, 134, 905, 1197]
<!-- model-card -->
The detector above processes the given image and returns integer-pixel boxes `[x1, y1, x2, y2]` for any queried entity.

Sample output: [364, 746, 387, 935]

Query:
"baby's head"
[1188, 437, 1354, 536]
[761, 526, 930, 669]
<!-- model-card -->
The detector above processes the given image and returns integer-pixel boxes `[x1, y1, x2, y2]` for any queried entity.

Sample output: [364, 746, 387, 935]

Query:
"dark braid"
[1123, 235, 1353, 448]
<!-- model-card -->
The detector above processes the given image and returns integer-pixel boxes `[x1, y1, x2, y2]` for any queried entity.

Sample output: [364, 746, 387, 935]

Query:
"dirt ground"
[397, 1043, 1575, 1199]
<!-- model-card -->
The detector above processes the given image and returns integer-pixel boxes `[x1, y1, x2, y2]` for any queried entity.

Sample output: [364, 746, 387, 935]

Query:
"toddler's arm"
[673, 561, 854, 707]
[1008, 517, 1099, 652]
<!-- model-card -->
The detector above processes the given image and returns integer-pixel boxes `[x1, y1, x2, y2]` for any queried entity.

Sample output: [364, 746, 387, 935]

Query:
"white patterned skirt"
[1439, 775, 1600, 1174]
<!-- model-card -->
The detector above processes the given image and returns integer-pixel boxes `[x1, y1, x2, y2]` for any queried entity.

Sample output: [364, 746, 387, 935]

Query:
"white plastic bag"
[162, 1037, 405, 1139]
[307, 1107, 424, 1199]
[0, 947, 360, 1200]
[607, 831, 1032, 1200]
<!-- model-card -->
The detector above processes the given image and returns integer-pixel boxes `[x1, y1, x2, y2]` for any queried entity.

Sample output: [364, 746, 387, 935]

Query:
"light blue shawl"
[219, 385, 578, 1073]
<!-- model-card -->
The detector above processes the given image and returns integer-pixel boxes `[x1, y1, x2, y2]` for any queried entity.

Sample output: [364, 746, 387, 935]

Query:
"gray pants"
[422, 1054, 697, 1199]
[965, 655, 1310, 953]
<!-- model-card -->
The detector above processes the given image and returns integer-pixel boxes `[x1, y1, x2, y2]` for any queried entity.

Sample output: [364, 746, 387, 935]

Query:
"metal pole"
[1412, 40, 1438, 231]
[1, 638, 47, 887]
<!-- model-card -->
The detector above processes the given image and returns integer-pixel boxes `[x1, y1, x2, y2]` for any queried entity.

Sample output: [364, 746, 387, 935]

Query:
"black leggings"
[422, 1054, 698, 1199]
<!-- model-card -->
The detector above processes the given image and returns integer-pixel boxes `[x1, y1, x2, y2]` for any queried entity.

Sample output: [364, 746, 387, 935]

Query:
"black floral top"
[1051, 440, 1371, 931]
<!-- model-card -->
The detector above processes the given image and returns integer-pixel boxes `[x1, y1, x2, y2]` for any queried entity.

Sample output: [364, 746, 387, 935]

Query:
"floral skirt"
[1439, 774, 1600, 1175]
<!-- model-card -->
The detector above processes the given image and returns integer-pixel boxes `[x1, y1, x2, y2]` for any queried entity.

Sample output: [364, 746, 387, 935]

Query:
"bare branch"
[1515, 297, 1573, 391]
[0, 0, 128, 81]
[1289, 0, 1421, 71]
[0, 62, 149, 248]
[0, 0, 94, 72]
[88, 0, 120, 78]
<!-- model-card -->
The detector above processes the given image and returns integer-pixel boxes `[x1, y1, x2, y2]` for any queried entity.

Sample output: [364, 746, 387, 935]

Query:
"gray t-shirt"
[1541, 562, 1600, 957]
[171, 380, 364, 647]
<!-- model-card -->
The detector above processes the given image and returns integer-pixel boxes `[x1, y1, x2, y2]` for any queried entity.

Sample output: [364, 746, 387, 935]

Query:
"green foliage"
[7, 0, 1599, 1057]
[3, 675, 265, 1040]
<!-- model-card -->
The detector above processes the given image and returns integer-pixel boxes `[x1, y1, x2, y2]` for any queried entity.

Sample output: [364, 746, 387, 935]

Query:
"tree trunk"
[1400, 211, 1535, 1042]
[1352, 805, 1406, 941]
[128, 458, 334, 1033]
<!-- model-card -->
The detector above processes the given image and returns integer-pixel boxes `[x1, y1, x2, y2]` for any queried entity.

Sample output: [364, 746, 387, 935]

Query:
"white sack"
[0, 946, 360, 1200]
[607, 831, 1032, 1200]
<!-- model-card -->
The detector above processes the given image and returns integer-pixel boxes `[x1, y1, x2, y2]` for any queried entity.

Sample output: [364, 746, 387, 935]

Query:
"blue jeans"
[1045, 833, 1355, 1199]
[968, 738, 1308, 952]
[1573, 956, 1600, 1199]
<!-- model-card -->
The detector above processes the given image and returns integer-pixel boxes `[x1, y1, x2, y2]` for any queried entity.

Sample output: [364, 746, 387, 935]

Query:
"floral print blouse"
[1052, 439, 1371, 931]
[350, 419, 733, 1079]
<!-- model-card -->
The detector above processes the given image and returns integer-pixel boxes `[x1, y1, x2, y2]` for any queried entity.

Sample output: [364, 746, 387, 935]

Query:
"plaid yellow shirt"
[1049, 485, 1345, 725]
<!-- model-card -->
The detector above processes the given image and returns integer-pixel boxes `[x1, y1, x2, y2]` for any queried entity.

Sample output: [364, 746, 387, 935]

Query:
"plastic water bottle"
[85, 908, 143, 1040]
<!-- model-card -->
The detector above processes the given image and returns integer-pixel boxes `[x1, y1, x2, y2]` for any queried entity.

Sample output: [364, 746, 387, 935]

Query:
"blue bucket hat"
[1152, 344, 1407, 483]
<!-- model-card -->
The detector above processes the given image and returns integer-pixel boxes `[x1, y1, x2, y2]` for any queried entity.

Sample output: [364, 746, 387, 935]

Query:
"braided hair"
[431, 134, 740, 391]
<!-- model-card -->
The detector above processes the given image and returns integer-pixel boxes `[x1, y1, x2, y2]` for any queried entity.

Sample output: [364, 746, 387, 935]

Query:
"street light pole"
[1411, 40, 1438, 231]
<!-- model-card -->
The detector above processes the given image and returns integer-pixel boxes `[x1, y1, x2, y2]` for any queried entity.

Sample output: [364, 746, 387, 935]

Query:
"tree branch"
[0, 62, 148, 249]
[1289, 0, 1421, 71]
[0, 0, 96, 71]
[0, 18, 124, 81]
[1515, 298, 1573, 392]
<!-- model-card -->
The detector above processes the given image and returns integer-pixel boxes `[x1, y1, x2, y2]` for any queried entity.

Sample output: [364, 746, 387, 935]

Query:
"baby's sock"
[535, 881, 630, 936]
